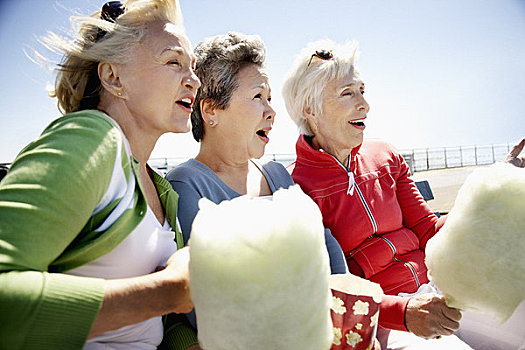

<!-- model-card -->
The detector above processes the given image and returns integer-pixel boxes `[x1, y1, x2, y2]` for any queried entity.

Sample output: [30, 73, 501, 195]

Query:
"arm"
[378, 294, 461, 337]
[394, 151, 444, 249]
[167, 176, 204, 245]
[0, 113, 194, 348]
[166, 169, 207, 331]
[378, 295, 410, 331]
[503, 138, 525, 167]
[0, 113, 116, 348]
[324, 228, 348, 274]
[90, 247, 193, 338]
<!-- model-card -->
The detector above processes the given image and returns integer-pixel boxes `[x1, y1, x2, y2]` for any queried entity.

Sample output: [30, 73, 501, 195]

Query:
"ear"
[201, 99, 219, 126]
[302, 105, 318, 134]
[303, 105, 314, 119]
[98, 62, 124, 98]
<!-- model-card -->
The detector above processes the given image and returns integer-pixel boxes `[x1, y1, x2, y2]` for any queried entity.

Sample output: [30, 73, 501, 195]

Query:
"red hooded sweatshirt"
[290, 135, 446, 331]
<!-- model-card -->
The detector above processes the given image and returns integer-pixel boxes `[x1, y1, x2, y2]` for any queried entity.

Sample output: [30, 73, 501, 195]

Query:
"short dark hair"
[191, 32, 265, 141]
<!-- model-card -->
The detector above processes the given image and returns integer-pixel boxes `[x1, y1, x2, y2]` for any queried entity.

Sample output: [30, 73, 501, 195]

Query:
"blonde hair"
[42, 0, 184, 114]
[282, 39, 360, 136]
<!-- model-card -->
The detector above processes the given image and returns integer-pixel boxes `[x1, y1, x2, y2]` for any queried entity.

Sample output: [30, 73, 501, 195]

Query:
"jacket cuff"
[378, 295, 410, 332]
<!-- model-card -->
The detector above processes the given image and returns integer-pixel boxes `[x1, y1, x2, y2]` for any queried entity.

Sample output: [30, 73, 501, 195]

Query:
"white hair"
[281, 39, 360, 136]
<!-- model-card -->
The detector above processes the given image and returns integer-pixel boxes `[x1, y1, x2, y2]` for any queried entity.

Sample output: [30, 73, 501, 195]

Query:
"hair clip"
[95, 1, 125, 41]
[101, 1, 125, 22]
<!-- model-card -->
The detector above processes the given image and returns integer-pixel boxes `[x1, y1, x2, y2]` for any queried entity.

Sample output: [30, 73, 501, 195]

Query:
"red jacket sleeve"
[394, 152, 444, 250]
[379, 295, 410, 331]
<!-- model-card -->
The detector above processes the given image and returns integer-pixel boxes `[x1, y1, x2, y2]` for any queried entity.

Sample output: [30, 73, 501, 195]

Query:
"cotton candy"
[189, 185, 333, 350]
[426, 163, 525, 322]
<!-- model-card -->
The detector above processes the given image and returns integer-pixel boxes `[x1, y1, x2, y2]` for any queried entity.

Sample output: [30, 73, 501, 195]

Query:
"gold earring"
[117, 92, 122, 97]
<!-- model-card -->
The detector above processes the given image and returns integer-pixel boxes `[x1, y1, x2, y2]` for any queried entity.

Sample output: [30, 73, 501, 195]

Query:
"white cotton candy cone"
[426, 163, 525, 323]
[189, 185, 333, 350]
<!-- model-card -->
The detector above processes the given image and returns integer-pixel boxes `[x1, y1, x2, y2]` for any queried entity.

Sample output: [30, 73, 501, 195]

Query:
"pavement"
[411, 165, 490, 214]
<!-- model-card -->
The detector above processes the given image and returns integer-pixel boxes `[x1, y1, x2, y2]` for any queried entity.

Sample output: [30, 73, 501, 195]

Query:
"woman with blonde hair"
[0, 1, 201, 349]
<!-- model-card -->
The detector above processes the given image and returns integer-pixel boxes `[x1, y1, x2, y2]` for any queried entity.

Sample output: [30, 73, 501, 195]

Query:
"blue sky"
[1, 0, 524, 163]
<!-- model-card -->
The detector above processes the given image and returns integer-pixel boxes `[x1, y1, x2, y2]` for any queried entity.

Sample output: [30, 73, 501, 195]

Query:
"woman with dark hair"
[165, 32, 348, 329]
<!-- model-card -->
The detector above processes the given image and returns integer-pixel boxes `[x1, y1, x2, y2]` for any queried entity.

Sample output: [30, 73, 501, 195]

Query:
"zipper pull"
[347, 171, 355, 195]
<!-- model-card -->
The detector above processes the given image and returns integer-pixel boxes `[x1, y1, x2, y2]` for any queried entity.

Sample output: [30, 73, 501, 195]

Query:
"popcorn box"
[329, 274, 382, 350]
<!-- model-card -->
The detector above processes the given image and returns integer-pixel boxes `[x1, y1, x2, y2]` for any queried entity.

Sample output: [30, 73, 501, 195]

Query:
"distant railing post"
[491, 144, 495, 163]
[460, 146, 463, 167]
[475, 145, 478, 165]
[426, 148, 429, 170]
[444, 147, 448, 168]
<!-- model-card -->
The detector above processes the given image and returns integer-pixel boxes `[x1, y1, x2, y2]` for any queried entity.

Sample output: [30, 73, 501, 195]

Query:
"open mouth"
[348, 119, 366, 129]
[256, 128, 270, 143]
[176, 97, 193, 111]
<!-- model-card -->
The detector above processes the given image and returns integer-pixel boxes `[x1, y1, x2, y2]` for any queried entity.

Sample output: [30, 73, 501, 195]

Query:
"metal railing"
[400, 143, 512, 173]
[2, 143, 512, 176]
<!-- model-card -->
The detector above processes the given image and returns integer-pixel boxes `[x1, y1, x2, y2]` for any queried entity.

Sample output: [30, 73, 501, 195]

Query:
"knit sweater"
[291, 135, 446, 331]
[0, 110, 193, 349]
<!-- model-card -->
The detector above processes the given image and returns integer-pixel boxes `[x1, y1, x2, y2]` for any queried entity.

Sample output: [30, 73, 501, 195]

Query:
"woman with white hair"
[282, 39, 472, 349]
[0, 1, 201, 349]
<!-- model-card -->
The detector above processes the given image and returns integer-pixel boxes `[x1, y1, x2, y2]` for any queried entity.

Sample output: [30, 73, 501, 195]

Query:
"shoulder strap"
[256, 160, 294, 193]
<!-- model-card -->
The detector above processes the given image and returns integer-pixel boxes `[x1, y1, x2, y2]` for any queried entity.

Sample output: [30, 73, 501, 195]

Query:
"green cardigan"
[0, 110, 196, 349]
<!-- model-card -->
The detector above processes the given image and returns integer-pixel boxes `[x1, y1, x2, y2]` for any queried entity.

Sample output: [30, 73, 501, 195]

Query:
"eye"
[254, 93, 262, 99]
[342, 90, 353, 96]
[168, 59, 180, 66]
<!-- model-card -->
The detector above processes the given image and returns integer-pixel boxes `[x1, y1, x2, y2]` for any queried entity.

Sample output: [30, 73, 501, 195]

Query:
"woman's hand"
[503, 138, 525, 167]
[89, 247, 193, 338]
[404, 293, 461, 339]
[160, 246, 193, 314]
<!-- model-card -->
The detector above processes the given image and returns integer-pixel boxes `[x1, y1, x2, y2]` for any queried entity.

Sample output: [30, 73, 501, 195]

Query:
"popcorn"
[352, 300, 369, 316]
[329, 274, 382, 350]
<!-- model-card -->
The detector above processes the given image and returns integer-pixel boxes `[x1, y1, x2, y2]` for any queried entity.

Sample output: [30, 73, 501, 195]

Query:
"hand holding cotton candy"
[189, 185, 333, 350]
[426, 163, 525, 322]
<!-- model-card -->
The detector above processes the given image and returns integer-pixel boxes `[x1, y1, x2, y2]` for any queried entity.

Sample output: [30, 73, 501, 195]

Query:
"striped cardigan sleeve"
[0, 110, 120, 349]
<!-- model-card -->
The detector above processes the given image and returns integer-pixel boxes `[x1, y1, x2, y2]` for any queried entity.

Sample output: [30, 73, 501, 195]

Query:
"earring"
[117, 92, 122, 97]
[209, 121, 214, 125]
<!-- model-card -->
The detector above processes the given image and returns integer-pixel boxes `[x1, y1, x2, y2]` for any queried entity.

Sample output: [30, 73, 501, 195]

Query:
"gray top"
[166, 159, 347, 329]
[166, 159, 347, 274]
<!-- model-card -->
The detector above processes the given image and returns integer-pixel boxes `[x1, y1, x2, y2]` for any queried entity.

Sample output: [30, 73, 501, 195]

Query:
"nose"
[265, 100, 276, 121]
[183, 69, 201, 91]
[357, 94, 370, 113]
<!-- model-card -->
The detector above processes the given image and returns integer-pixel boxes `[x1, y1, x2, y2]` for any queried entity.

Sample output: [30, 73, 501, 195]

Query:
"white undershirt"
[68, 206, 178, 349]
